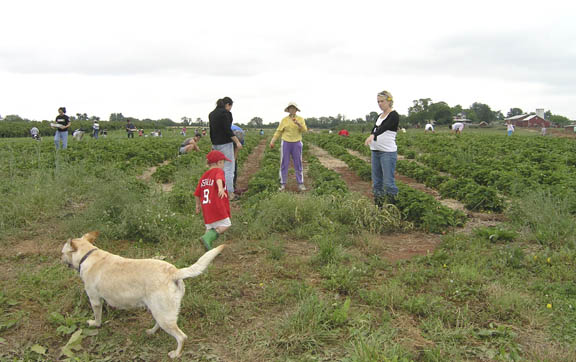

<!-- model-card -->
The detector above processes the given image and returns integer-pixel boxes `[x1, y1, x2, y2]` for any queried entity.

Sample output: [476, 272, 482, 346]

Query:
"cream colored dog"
[61, 231, 224, 359]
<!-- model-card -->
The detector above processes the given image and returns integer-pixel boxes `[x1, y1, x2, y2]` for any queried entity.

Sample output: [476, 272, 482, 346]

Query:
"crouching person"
[195, 150, 232, 250]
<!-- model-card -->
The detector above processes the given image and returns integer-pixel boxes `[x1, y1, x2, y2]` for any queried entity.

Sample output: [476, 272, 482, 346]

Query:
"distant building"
[505, 113, 551, 128]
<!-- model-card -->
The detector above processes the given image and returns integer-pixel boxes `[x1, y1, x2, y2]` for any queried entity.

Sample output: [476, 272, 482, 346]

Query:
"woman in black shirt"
[54, 107, 71, 149]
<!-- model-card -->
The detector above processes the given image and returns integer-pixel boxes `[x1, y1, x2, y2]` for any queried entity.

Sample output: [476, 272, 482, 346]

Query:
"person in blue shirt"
[231, 124, 245, 192]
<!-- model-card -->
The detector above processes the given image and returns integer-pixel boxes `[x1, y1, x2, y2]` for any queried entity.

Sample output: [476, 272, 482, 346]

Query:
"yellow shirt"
[272, 115, 308, 142]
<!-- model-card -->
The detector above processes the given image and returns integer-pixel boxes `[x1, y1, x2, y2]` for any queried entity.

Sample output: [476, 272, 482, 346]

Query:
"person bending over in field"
[364, 90, 399, 207]
[179, 134, 201, 155]
[195, 150, 232, 250]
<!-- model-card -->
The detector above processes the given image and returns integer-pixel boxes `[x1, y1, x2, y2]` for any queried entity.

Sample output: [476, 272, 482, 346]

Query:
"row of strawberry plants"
[306, 133, 466, 233]
[328, 133, 505, 212]
[398, 133, 576, 192]
[396, 133, 576, 213]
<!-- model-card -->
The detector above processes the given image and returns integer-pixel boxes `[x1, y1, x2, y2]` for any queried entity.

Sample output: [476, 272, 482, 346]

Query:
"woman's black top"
[370, 110, 399, 141]
[208, 107, 235, 145]
[55, 114, 70, 131]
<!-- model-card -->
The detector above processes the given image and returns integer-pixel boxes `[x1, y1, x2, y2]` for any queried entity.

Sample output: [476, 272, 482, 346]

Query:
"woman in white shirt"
[364, 90, 399, 206]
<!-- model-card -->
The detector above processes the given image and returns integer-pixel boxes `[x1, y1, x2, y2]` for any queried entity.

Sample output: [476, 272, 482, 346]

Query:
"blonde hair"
[377, 90, 394, 107]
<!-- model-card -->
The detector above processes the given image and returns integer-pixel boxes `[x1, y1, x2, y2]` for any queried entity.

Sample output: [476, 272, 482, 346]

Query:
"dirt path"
[309, 145, 443, 261]
[235, 139, 267, 194]
[137, 160, 174, 192]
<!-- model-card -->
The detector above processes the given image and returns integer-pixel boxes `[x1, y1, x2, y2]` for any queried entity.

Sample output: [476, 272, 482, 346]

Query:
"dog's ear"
[83, 231, 99, 244]
[62, 238, 77, 253]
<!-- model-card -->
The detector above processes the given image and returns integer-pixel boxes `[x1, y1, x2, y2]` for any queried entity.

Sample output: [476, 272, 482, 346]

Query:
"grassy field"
[1, 129, 575, 361]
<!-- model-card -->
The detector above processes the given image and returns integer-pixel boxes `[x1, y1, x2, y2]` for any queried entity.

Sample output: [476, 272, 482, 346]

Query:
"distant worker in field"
[92, 120, 100, 139]
[30, 126, 40, 141]
[259, 129, 264, 136]
[209, 97, 243, 199]
[52, 106, 71, 149]
[451, 122, 464, 134]
[72, 128, 85, 141]
[338, 129, 349, 137]
[541, 126, 547, 136]
[506, 121, 515, 136]
[126, 119, 137, 138]
[424, 121, 435, 133]
[270, 102, 308, 192]
[181, 126, 187, 136]
[179, 134, 201, 155]
[364, 90, 399, 207]
[231, 124, 245, 191]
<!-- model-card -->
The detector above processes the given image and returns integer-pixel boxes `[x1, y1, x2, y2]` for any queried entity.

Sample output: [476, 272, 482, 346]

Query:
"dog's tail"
[174, 245, 225, 280]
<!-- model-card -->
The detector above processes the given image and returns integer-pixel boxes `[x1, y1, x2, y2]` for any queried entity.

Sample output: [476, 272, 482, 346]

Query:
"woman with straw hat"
[270, 102, 308, 191]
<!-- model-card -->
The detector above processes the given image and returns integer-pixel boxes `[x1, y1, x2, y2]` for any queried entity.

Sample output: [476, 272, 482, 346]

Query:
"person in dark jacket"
[208, 97, 243, 196]
[364, 90, 399, 207]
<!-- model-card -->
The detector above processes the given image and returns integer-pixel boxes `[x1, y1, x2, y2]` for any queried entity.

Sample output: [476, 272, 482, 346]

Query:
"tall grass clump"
[0, 164, 99, 239]
[239, 193, 405, 239]
[508, 189, 576, 248]
[274, 293, 350, 355]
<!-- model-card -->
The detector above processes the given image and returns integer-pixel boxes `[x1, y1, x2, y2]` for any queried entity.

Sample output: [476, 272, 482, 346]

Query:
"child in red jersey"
[195, 150, 232, 250]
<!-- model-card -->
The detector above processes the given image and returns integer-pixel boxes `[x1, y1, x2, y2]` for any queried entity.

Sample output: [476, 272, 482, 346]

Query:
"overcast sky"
[1, 0, 575, 123]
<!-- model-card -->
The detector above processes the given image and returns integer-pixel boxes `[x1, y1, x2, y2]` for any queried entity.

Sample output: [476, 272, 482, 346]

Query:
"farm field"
[1, 129, 575, 361]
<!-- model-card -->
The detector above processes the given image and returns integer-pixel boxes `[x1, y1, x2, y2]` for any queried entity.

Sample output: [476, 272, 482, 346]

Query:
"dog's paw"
[87, 320, 101, 328]
[168, 350, 181, 359]
[146, 328, 157, 335]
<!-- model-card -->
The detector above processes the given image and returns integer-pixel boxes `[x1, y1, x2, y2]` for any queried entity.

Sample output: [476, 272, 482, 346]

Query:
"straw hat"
[284, 102, 301, 112]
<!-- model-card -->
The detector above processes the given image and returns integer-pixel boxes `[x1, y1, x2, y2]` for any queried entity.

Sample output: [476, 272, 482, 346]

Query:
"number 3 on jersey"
[202, 189, 210, 204]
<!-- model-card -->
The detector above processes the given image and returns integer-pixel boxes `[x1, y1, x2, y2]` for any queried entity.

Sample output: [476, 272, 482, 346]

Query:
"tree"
[109, 113, 125, 122]
[469, 102, 495, 123]
[428, 101, 452, 125]
[3, 114, 26, 122]
[507, 108, 523, 118]
[407, 98, 432, 125]
[248, 117, 264, 127]
[549, 114, 572, 126]
[544, 110, 552, 120]
[365, 112, 379, 123]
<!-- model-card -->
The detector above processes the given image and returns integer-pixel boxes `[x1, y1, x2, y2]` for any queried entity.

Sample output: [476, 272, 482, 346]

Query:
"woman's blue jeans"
[371, 150, 398, 197]
[212, 142, 235, 194]
[54, 131, 68, 149]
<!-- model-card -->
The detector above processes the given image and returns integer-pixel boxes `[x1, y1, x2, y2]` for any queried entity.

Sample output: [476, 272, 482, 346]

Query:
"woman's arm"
[270, 119, 286, 148]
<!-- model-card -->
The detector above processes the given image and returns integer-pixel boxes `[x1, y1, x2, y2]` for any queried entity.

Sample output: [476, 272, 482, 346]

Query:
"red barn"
[505, 114, 551, 128]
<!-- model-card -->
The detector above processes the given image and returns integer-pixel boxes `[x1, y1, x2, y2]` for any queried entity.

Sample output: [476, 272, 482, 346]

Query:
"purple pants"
[279, 140, 303, 185]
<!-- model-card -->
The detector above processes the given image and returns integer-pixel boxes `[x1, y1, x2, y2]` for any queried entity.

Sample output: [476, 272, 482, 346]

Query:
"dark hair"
[58, 107, 66, 113]
[216, 97, 233, 108]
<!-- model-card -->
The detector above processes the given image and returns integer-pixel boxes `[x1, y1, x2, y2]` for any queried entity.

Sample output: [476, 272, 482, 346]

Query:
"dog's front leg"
[87, 294, 103, 327]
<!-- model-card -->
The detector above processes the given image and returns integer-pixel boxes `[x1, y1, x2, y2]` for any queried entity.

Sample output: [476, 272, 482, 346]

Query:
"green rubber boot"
[200, 229, 219, 250]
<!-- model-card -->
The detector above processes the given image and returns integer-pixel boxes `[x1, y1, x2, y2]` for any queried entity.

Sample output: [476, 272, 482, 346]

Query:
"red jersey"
[194, 168, 231, 224]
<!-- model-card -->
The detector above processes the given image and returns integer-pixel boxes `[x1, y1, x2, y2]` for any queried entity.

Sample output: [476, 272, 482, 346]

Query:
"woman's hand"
[236, 141, 243, 150]
[218, 188, 227, 199]
[269, 142, 275, 149]
[364, 134, 374, 146]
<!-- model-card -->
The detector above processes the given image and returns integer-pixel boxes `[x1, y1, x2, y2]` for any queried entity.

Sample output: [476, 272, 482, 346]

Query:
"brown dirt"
[235, 139, 268, 192]
[310, 146, 371, 197]
[136, 160, 171, 182]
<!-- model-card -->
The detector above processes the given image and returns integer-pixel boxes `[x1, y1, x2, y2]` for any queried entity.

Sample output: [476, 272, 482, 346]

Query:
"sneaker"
[278, 184, 286, 191]
[298, 184, 306, 191]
